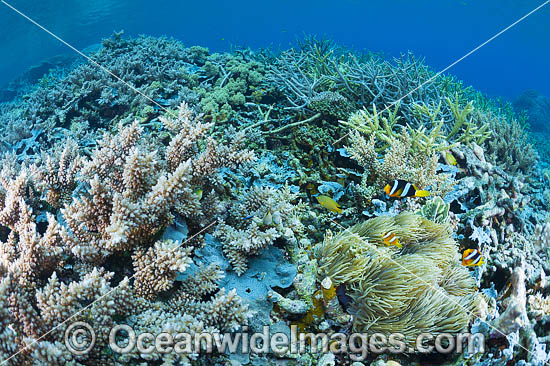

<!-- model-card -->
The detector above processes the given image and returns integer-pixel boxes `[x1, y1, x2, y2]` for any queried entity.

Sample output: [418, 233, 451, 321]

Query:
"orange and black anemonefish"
[382, 232, 402, 248]
[462, 249, 484, 266]
[384, 179, 430, 199]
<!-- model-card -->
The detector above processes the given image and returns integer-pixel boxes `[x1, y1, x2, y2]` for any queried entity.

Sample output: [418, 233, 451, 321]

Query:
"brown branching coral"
[178, 263, 224, 299]
[60, 121, 187, 262]
[0, 198, 65, 335]
[160, 101, 214, 172]
[160, 102, 256, 221]
[35, 268, 135, 356]
[0, 168, 32, 231]
[0, 106, 255, 364]
[0, 185, 133, 363]
[126, 288, 249, 364]
[30, 138, 83, 209]
[315, 212, 478, 347]
[0, 93, 261, 363]
[528, 292, 550, 321]
[161, 102, 256, 178]
[60, 102, 255, 264]
[133, 239, 192, 300]
[483, 112, 538, 174]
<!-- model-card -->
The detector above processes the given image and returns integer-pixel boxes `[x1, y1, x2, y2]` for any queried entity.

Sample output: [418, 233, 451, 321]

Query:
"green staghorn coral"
[315, 212, 478, 348]
[341, 96, 490, 158]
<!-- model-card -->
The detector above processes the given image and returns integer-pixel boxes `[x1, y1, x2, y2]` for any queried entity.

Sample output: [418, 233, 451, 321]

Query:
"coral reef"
[0, 103, 253, 365]
[0, 33, 548, 366]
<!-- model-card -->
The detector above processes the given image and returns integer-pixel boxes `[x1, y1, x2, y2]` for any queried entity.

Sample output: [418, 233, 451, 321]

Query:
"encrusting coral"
[315, 212, 478, 347]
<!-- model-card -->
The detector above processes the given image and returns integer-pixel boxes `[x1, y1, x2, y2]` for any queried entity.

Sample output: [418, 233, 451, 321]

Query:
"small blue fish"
[242, 215, 254, 220]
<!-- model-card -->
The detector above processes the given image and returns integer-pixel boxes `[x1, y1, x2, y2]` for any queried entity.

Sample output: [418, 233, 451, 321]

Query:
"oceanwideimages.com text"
[65, 322, 485, 360]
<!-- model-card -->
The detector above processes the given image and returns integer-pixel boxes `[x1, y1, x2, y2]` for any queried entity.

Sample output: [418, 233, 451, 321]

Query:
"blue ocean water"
[0, 0, 549, 100]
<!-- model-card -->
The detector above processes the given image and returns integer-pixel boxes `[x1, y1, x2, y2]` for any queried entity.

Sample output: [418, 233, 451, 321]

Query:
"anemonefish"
[382, 232, 402, 248]
[384, 179, 430, 199]
[462, 249, 484, 266]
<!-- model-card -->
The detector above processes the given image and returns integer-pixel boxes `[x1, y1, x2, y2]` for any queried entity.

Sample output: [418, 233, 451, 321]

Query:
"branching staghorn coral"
[346, 129, 454, 204]
[315, 212, 478, 347]
[133, 239, 193, 300]
[214, 185, 305, 275]
[30, 138, 83, 209]
[58, 102, 255, 264]
[341, 98, 490, 158]
[266, 38, 477, 125]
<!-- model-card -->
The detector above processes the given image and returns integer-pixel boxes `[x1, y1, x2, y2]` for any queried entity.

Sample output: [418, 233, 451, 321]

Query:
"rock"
[386, 361, 401, 366]
[318, 353, 336, 366]
[472, 142, 486, 163]
[268, 291, 310, 315]
[491, 266, 528, 336]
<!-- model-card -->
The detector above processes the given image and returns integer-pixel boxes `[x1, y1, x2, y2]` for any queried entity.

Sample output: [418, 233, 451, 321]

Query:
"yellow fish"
[193, 188, 203, 200]
[316, 195, 342, 214]
[382, 232, 402, 248]
[445, 151, 457, 166]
